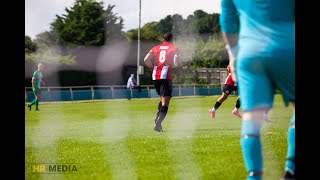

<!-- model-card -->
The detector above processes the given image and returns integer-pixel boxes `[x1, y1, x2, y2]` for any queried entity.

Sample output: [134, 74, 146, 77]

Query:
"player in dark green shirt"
[27, 63, 45, 111]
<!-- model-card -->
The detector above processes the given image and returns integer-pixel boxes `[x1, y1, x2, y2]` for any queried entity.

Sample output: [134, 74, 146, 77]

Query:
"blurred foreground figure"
[219, 0, 295, 179]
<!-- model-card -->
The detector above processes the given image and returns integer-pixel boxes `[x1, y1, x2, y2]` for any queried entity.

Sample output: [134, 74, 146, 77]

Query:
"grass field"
[25, 95, 292, 180]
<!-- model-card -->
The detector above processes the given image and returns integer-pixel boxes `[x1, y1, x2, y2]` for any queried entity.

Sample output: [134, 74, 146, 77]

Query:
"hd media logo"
[32, 163, 79, 174]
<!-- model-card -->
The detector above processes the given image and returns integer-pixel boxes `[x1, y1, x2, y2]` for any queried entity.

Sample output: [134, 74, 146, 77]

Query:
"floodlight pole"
[137, 0, 141, 85]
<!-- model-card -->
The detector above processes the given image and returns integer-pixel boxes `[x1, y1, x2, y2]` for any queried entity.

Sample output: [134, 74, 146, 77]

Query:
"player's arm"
[31, 78, 35, 88]
[132, 78, 137, 86]
[220, 0, 239, 47]
[173, 53, 184, 69]
[172, 48, 185, 68]
[31, 77, 37, 91]
[144, 50, 154, 70]
[31, 72, 37, 91]
[220, 0, 239, 81]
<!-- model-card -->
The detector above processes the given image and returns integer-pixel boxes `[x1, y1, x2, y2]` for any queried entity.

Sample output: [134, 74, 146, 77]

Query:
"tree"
[190, 35, 228, 68]
[50, 0, 124, 46]
[211, 13, 221, 33]
[171, 14, 184, 38]
[34, 31, 59, 47]
[193, 10, 220, 37]
[32, 48, 76, 64]
[154, 10, 220, 39]
[25, 36, 37, 53]
[25, 32, 76, 64]
[156, 15, 172, 35]
[126, 22, 161, 42]
[181, 15, 197, 36]
[197, 14, 214, 34]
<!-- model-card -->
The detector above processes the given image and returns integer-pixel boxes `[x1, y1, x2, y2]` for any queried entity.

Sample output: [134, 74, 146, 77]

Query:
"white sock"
[285, 168, 294, 175]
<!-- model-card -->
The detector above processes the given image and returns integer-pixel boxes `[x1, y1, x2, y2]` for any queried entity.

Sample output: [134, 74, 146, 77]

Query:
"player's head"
[163, 33, 173, 43]
[131, 73, 135, 77]
[38, 63, 44, 71]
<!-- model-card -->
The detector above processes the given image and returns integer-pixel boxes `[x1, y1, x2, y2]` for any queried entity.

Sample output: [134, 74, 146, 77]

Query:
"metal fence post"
[25, 87, 27, 105]
[70, 88, 73, 103]
[111, 86, 115, 99]
[207, 85, 210, 96]
[91, 86, 94, 102]
[206, 69, 210, 84]
[193, 84, 196, 95]
[178, 85, 181, 96]
[48, 87, 51, 102]
[147, 86, 150, 98]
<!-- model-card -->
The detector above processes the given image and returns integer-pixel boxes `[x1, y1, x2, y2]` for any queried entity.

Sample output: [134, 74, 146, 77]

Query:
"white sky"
[25, 0, 221, 39]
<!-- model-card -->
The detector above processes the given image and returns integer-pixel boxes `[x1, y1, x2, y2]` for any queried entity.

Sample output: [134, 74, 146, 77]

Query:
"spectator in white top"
[127, 73, 141, 94]
[127, 74, 137, 89]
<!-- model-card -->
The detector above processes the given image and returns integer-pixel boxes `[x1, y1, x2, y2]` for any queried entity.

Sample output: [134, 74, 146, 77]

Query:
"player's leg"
[35, 94, 41, 111]
[28, 89, 37, 110]
[237, 57, 274, 180]
[29, 98, 37, 107]
[28, 97, 36, 111]
[127, 88, 132, 100]
[154, 100, 162, 124]
[154, 80, 172, 132]
[216, 85, 231, 109]
[154, 96, 170, 131]
[215, 92, 229, 109]
[262, 110, 271, 122]
[153, 80, 162, 124]
[282, 104, 295, 179]
[209, 86, 230, 118]
[241, 110, 266, 180]
[136, 85, 142, 93]
[268, 54, 295, 179]
[232, 95, 242, 118]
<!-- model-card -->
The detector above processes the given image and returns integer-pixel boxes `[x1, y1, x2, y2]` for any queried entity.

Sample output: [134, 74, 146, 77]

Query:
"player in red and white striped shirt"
[209, 64, 242, 118]
[209, 64, 271, 121]
[144, 33, 181, 132]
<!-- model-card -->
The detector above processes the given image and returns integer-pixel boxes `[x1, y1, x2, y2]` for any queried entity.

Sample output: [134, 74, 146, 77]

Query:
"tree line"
[25, 0, 228, 86]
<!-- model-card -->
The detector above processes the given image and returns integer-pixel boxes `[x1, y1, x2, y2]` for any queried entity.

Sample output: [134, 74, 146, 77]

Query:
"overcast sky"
[25, 0, 221, 39]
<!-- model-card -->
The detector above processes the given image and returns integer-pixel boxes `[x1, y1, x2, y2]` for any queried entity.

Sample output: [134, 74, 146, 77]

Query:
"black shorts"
[154, 79, 173, 97]
[223, 84, 238, 95]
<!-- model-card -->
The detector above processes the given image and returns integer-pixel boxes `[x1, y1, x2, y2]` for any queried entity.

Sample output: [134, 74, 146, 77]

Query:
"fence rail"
[25, 84, 234, 102]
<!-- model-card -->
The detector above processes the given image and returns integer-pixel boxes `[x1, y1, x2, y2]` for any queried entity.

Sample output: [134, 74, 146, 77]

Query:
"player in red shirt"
[209, 65, 271, 121]
[144, 32, 181, 132]
[209, 64, 242, 118]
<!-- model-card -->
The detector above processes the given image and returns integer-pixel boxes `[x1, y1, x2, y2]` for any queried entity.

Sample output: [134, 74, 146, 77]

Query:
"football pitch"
[25, 95, 291, 180]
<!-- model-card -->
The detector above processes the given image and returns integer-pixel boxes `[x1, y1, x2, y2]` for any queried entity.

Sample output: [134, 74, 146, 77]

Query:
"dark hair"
[163, 33, 173, 42]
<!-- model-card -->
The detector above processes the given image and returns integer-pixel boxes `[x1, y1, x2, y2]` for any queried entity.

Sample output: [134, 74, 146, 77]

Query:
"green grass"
[25, 95, 292, 180]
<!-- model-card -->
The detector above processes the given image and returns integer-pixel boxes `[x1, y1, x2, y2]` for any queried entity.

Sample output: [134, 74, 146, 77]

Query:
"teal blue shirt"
[219, 0, 295, 58]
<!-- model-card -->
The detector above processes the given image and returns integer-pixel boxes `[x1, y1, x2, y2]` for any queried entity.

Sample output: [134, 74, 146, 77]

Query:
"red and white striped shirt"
[225, 64, 236, 86]
[148, 42, 179, 80]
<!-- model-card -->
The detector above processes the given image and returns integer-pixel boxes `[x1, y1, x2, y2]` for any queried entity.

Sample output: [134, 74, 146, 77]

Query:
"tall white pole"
[137, 0, 141, 85]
